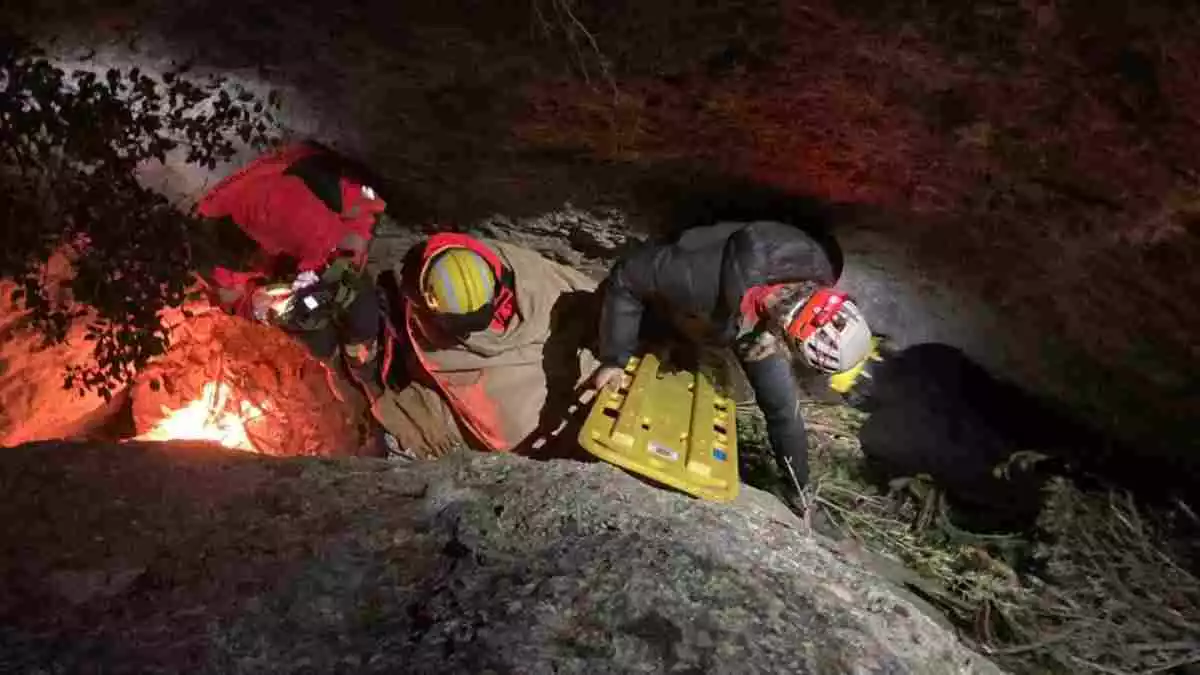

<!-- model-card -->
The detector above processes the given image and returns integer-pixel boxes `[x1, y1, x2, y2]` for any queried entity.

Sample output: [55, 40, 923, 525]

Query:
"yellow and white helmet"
[420, 247, 497, 315]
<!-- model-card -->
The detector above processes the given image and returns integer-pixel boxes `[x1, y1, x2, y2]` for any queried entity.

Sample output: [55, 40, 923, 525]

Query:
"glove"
[292, 271, 321, 291]
[593, 366, 625, 391]
[249, 287, 276, 323]
[249, 285, 295, 324]
[735, 328, 782, 363]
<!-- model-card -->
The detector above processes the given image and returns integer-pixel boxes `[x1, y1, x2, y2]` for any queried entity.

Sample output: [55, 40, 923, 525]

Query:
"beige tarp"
[374, 240, 600, 458]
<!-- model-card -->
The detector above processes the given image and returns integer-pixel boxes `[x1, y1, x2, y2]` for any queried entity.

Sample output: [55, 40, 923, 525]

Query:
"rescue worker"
[594, 221, 873, 494]
[371, 232, 599, 458]
[187, 142, 387, 369]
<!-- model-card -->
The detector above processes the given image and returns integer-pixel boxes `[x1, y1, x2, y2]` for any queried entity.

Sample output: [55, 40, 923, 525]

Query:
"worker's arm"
[597, 260, 648, 369]
[736, 331, 810, 490]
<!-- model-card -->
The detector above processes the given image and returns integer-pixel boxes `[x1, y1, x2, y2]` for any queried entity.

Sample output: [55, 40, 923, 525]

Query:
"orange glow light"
[136, 381, 268, 452]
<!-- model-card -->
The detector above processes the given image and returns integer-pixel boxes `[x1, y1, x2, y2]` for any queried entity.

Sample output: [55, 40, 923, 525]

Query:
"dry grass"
[737, 405, 1200, 674]
[1005, 482, 1200, 674]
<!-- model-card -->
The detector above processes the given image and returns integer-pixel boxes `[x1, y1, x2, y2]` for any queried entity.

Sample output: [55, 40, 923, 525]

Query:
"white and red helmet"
[780, 287, 872, 373]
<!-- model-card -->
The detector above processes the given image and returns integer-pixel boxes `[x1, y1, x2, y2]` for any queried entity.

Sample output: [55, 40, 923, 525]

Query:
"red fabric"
[404, 302, 507, 451]
[197, 143, 384, 270]
[197, 143, 386, 318]
[740, 283, 789, 325]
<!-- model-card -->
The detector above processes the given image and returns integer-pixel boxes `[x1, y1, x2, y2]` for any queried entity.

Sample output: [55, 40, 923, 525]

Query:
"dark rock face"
[0, 442, 1000, 674]
[366, 205, 635, 283]
[4, 0, 1195, 479]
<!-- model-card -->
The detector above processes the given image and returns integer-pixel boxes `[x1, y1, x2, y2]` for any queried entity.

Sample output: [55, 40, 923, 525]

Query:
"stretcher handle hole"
[714, 424, 727, 435]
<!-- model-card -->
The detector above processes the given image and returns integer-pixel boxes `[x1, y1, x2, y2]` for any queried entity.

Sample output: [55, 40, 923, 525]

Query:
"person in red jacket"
[188, 142, 387, 368]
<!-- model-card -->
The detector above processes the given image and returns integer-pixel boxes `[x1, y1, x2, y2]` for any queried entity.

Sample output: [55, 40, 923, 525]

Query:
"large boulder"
[0, 442, 1001, 674]
[0, 277, 113, 447]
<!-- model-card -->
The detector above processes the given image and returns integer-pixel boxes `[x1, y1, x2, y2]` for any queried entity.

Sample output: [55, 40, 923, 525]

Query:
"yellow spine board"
[578, 354, 739, 502]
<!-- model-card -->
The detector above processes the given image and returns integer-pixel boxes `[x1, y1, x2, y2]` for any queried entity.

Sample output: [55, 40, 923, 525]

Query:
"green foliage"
[0, 35, 278, 398]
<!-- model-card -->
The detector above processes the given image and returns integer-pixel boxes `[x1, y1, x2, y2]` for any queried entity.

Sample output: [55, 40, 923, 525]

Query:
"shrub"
[0, 35, 278, 398]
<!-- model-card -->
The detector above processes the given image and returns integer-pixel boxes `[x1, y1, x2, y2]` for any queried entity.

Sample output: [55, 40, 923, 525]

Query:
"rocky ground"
[0, 442, 1001, 674]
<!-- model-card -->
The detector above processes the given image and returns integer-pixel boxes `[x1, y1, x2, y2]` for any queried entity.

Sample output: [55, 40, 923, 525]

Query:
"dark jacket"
[597, 221, 837, 490]
[598, 221, 837, 367]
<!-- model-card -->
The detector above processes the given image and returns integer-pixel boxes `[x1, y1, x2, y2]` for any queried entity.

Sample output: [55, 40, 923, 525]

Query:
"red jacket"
[197, 143, 386, 317]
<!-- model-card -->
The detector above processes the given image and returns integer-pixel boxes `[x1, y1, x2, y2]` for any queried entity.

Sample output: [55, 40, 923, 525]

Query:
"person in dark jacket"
[594, 221, 873, 493]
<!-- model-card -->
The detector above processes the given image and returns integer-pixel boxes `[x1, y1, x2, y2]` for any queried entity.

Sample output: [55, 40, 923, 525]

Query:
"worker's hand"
[249, 285, 293, 324]
[249, 287, 276, 324]
[593, 366, 625, 391]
